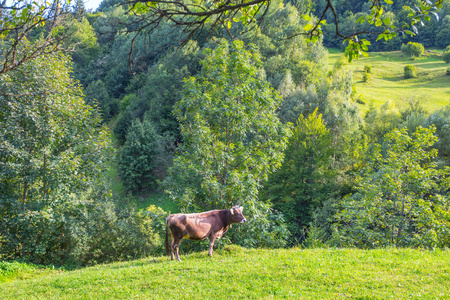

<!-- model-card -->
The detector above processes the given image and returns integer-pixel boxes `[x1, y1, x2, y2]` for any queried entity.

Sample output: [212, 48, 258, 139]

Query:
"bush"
[443, 51, 450, 63]
[363, 71, 371, 82]
[401, 42, 425, 58]
[404, 65, 416, 78]
[364, 64, 372, 73]
[447, 68, 450, 75]
[0, 193, 164, 266]
[66, 196, 164, 266]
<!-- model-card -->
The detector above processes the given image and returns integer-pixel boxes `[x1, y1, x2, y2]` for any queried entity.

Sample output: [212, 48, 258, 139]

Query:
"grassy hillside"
[1, 247, 449, 299]
[328, 49, 450, 112]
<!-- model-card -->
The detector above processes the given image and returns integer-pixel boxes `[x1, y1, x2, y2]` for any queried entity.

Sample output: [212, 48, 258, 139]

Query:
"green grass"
[135, 191, 180, 213]
[0, 261, 58, 283]
[1, 247, 449, 299]
[328, 49, 450, 112]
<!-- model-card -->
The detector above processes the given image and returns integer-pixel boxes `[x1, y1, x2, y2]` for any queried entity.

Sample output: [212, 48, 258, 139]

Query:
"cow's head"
[229, 206, 246, 224]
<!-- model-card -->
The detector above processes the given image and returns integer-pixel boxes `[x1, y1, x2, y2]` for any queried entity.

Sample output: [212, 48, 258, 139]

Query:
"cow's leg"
[174, 240, 182, 262]
[170, 237, 175, 261]
[208, 235, 217, 257]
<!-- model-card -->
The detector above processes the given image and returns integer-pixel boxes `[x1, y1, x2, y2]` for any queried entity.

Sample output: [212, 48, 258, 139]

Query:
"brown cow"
[165, 206, 247, 261]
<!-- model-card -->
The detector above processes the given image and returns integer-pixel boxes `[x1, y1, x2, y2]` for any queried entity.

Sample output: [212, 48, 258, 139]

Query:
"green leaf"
[302, 14, 311, 21]
[304, 24, 314, 31]
[376, 34, 385, 41]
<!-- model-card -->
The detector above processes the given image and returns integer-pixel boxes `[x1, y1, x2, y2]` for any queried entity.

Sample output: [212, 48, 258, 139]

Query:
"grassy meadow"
[1, 247, 449, 299]
[328, 48, 450, 112]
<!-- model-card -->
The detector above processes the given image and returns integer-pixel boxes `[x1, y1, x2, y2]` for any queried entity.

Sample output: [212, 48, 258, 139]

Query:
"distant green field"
[328, 48, 450, 112]
[1, 247, 449, 299]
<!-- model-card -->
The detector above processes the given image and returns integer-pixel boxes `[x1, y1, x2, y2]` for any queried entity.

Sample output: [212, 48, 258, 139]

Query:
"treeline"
[1, 0, 449, 266]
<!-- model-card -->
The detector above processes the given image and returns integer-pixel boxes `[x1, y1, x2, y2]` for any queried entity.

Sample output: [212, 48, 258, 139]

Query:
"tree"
[261, 108, 336, 245]
[332, 126, 450, 248]
[119, 117, 160, 193]
[0, 53, 114, 262]
[0, 0, 72, 75]
[163, 40, 291, 248]
[74, 0, 87, 20]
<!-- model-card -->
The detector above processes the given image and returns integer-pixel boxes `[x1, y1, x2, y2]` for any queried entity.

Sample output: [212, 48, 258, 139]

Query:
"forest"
[1, 0, 450, 267]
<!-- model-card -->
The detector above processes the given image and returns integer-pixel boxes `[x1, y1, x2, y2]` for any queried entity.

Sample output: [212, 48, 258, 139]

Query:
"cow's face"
[230, 206, 247, 223]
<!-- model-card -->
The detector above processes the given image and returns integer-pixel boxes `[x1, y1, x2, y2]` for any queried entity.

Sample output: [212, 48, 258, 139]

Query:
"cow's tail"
[165, 220, 169, 257]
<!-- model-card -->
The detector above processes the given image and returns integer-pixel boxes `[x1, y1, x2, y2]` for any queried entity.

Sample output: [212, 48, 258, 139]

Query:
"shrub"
[443, 51, 450, 63]
[447, 67, 450, 75]
[404, 64, 416, 78]
[0, 193, 164, 266]
[66, 196, 164, 266]
[364, 64, 372, 73]
[401, 42, 425, 58]
[363, 71, 371, 82]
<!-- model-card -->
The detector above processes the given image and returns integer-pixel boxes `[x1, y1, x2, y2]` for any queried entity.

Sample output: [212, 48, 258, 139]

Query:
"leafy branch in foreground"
[121, 0, 443, 66]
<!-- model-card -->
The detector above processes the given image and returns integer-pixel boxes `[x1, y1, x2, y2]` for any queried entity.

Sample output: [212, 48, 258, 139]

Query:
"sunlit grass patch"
[328, 49, 450, 112]
[1, 248, 449, 299]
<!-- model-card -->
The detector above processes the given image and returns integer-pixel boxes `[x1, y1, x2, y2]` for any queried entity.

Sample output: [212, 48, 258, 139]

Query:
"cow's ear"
[239, 206, 244, 212]
[230, 209, 234, 215]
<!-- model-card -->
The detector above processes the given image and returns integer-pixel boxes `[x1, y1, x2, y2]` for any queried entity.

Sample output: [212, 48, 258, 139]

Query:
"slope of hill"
[328, 49, 450, 112]
[1, 247, 449, 299]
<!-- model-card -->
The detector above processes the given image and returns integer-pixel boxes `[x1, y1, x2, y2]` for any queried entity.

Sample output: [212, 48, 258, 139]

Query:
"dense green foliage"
[261, 109, 335, 245]
[0, 54, 162, 265]
[333, 127, 450, 248]
[119, 117, 160, 193]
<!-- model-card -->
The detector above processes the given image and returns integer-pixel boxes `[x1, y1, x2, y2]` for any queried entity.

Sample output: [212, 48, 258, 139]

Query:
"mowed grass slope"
[1, 247, 449, 299]
[328, 49, 450, 111]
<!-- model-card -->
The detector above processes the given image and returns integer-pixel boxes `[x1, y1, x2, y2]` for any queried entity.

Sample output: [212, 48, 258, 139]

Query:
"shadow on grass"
[412, 62, 447, 69]
[105, 256, 168, 270]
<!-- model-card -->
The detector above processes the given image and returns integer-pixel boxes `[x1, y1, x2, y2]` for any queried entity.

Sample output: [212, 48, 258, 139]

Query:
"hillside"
[1, 247, 449, 299]
[328, 49, 450, 111]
